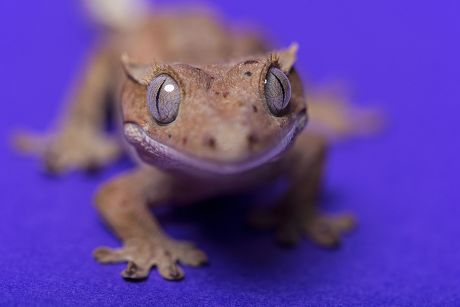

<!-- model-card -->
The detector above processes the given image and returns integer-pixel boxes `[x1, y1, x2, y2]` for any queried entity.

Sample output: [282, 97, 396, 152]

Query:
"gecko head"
[120, 43, 308, 176]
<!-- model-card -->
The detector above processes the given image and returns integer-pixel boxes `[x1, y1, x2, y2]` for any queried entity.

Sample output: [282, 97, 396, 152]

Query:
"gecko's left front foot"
[93, 236, 208, 280]
[249, 209, 356, 248]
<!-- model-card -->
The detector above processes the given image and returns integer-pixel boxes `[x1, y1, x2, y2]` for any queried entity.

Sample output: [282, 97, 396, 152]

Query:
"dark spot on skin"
[215, 91, 220, 96]
[247, 133, 259, 148]
[244, 71, 252, 77]
[252, 105, 258, 113]
[206, 79, 212, 91]
[168, 134, 172, 139]
[182, 137, 188, 145]
[243, 60, 258, 65]
[205, 136, 217, 149]
[223, 92, 229, 98]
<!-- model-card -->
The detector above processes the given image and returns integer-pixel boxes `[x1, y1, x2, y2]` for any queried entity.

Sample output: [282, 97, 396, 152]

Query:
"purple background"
[1, 0, 459, 305]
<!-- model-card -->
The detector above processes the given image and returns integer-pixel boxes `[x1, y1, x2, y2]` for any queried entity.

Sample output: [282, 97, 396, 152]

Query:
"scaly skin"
[15, 10, 377, 281]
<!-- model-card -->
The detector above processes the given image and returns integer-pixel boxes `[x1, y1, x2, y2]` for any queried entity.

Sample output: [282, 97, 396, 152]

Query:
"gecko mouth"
[123, 116, 306, 176]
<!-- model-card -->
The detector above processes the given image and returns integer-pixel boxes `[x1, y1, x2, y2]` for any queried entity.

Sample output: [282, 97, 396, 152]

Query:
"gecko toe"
[276, 224, 301, 246]
[93, 246, 126, 263]
[12, 131, 50, 155]
[178, 247, 208, 267]
[121, 261, 150, 280]
[328, 213, 357, 233]
[158, 261, 184, 281]
[306, 224, 341, 248]
[304, 214, 357, 249]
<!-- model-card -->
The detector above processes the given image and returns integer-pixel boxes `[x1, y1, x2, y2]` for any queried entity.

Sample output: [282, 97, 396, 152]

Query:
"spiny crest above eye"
[121, 53, 156, 85]
[268, 42, 299, 73]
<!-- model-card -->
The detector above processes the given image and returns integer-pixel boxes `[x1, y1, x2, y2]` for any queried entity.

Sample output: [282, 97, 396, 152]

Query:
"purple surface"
[1, 0, 460, 305]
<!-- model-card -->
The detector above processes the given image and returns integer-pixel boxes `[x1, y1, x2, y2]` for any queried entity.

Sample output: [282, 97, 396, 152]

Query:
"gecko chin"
[123, 117, 306, 176]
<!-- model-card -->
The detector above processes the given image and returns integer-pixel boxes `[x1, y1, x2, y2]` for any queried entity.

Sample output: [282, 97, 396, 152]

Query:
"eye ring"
[147, 74, 181, 125]
[264, 67, 291, 116]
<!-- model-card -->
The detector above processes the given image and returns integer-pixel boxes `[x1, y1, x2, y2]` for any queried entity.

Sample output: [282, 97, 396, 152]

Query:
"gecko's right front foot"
[93, 236, 208, 280]
[14, 128, 120, 174]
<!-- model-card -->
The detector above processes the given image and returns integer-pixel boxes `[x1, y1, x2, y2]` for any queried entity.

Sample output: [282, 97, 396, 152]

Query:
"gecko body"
[16, 2, 378, 280]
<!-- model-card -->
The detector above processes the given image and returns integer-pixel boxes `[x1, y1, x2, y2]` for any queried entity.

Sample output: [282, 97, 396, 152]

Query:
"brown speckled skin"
[15, 10, 377, 281]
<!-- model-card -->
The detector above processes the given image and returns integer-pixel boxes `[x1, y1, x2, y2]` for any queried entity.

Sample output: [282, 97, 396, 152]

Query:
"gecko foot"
[249, 208, 356, 248]
[93, 237, 208, 280]
[13, 128, 121, 174]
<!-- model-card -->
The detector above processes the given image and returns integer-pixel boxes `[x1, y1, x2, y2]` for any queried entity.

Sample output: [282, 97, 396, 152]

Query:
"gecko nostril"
[204, 135, 217, 149]
[247, 132, 259, 148]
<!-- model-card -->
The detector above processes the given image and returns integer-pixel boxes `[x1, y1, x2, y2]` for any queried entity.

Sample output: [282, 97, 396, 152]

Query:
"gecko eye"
[147, 74, 181, 125]
[264, 67, 291, 116]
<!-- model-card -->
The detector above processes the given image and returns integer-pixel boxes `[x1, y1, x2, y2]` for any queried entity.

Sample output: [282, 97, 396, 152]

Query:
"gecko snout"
[200, 127, 265, 164]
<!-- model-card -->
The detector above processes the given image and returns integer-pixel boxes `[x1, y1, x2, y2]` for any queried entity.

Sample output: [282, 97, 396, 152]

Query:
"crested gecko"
[15, 2, 379, 280]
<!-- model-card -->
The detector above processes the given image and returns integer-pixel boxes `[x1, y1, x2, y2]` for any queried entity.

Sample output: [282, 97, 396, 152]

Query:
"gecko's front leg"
[250, 133, 356, 247]
[14, 46, 121, 174]
[93, 167, 207, 280]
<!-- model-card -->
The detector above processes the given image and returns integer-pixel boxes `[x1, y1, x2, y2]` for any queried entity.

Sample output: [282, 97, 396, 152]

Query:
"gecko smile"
[123, 116, 306, 175]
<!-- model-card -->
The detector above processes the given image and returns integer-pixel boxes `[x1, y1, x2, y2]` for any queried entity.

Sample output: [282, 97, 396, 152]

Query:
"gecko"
[14, 0, 379, 280]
